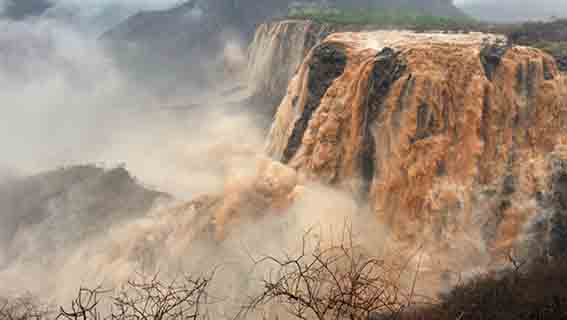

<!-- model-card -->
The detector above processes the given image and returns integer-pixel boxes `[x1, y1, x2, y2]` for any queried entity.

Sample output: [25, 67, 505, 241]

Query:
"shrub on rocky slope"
[406, 259, 567, 319]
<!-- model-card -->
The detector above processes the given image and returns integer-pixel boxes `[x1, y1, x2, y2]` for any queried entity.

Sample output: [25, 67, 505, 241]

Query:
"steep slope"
[101, 0, 297, 94]
[265, 29, 567, 264]
[100, 1, 222, 94]
[0, 165, 168, 269]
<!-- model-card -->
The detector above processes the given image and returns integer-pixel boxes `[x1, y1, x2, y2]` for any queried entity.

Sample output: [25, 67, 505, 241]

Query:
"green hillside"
[287, 6, 479, 30]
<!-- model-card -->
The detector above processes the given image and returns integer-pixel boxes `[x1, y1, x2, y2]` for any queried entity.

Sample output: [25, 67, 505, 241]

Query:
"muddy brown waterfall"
[259, 24, 567, 267]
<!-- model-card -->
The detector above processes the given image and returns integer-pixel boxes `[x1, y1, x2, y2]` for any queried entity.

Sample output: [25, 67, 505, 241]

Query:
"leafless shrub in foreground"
[243, 229, 415, 320]
[57, 272, 214, 320]
[0, 295, 52, 320]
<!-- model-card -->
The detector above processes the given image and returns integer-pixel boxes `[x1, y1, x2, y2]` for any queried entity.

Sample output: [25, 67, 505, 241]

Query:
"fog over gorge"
[1, 1, 567, 319]
[0, 0, 257, 292]
[0, 0, 346, 309]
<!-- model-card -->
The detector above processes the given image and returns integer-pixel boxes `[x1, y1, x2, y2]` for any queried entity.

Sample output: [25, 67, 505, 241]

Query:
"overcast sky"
[53, 0, 182, 10]
[0, 0, 183, 16]
[456, 0, 567, 21]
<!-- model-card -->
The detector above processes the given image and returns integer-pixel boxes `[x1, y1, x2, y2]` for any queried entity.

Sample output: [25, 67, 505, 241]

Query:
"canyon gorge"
[2, 3, 567, 318]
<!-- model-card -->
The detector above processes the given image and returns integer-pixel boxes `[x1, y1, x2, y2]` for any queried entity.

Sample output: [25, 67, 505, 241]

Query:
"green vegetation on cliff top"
[286, 7, 567, 71]
[287, 6, 479, 30]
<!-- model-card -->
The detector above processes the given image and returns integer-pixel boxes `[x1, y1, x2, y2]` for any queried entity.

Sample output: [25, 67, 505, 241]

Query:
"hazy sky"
[456, 0, 564, 4]
[455, 0, 567, 21]
[0, 0, 183, 16]
[455, 0, 567, 9]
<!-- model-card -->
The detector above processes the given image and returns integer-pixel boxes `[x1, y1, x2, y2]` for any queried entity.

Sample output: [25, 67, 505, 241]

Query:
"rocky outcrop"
[0, 165, 168, 268]
[265, 29, 567, 260]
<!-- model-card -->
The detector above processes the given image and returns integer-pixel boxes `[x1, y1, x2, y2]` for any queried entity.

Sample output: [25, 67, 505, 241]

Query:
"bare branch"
[243, 226, 408, 320]
[57, 272, 214, 320]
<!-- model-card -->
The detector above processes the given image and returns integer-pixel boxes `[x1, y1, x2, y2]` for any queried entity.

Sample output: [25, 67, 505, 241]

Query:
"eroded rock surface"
[266, 30, 567, 260]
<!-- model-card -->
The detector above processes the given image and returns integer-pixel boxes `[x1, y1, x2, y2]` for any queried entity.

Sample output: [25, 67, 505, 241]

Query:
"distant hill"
[101, 1, 230, 95]
[101, 0, 465, 95]
[0, 165, 168, 269]
[41, 3, 137, 35]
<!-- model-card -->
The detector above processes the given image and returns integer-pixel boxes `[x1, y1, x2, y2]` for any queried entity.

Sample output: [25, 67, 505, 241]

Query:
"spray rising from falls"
[0, 20, 374, 303]
[2, 17, 567, 315]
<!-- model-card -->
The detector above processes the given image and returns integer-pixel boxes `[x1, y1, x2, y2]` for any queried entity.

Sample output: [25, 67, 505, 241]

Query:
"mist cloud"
[2, 0, 552, 311]
[0, 9, 252, 196]
[0, 4, 280, 302]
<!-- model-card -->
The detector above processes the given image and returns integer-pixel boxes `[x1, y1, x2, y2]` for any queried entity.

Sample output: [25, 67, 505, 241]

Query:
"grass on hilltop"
[287, 6, 480, 31]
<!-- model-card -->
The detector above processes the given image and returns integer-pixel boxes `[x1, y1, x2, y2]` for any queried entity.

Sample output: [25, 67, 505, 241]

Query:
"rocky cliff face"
[248, 20, 335, 116]
[264, 29, 567, 263]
